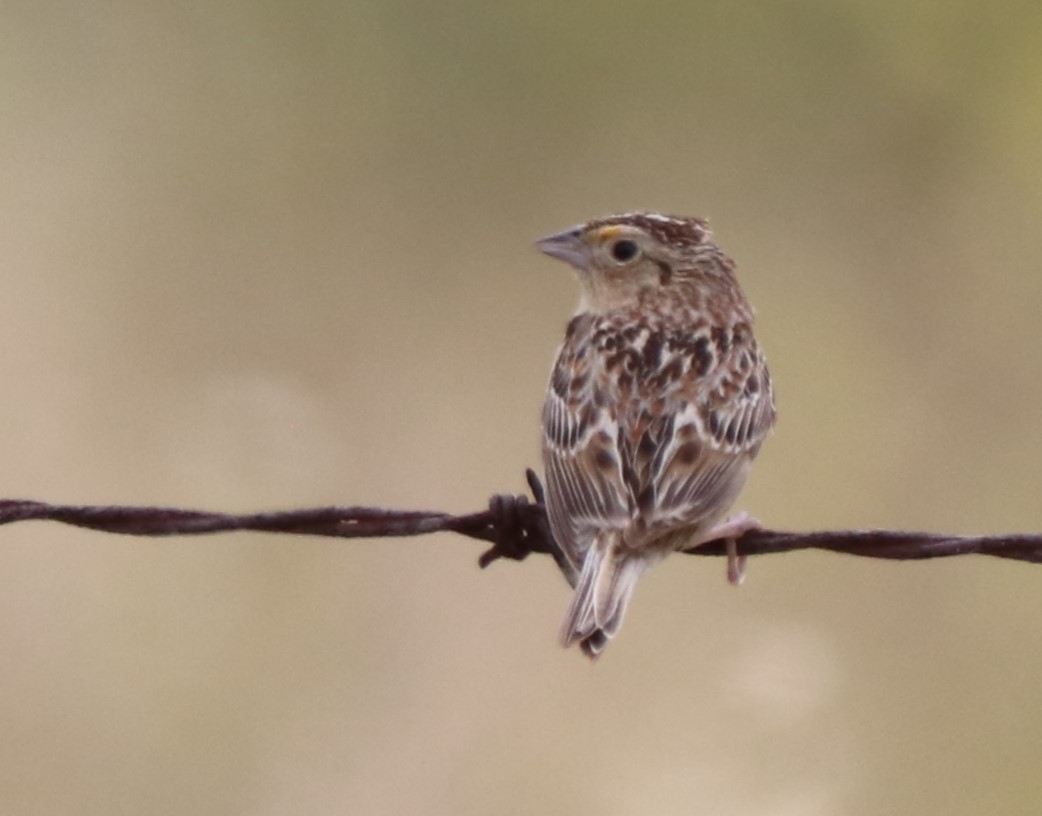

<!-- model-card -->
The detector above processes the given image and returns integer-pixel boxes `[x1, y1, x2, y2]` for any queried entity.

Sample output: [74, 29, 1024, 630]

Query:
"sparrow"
[537, 212, 775, 658]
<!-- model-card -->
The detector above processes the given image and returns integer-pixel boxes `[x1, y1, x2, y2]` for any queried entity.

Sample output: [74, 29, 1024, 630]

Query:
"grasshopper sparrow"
[538, 212, 775, 658]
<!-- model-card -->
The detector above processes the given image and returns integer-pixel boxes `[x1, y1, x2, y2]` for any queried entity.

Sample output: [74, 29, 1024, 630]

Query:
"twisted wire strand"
[2, 469, 1040, 568]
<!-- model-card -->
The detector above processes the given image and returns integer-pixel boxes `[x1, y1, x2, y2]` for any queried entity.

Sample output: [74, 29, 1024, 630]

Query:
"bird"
[537, 212, 776, 658]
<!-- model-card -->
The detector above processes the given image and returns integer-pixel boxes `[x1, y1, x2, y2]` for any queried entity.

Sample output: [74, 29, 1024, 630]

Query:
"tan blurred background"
[3, 1, 1042, 814]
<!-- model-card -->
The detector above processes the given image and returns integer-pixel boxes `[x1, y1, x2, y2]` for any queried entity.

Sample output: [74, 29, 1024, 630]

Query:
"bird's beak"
[536, 226, 589, 270]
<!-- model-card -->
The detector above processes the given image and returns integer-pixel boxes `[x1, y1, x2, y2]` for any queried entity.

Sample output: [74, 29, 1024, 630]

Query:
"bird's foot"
[705, 511, 761, 586]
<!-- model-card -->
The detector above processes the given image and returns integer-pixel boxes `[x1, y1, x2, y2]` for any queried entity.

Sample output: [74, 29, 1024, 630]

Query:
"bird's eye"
[610, 239, 640, 263]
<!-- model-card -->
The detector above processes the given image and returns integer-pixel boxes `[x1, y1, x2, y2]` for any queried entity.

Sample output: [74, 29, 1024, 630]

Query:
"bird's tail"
[559, 532, 646, 659]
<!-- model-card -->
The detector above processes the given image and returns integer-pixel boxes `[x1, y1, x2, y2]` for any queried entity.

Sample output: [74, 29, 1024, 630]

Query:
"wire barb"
[1, 472, 1041, 569]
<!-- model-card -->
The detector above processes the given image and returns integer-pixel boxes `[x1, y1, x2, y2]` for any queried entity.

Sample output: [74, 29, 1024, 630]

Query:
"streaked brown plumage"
[537, 212, 775, 658]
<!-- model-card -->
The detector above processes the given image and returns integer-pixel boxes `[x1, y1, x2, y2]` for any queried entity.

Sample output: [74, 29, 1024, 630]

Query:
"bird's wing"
[619, 322, 776, 542]
[541, 318, 631, 574]
[542, 317, 776, 565]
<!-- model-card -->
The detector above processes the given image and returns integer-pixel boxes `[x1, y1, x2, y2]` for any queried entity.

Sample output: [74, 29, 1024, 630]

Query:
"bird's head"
[536, 212, 723, 312]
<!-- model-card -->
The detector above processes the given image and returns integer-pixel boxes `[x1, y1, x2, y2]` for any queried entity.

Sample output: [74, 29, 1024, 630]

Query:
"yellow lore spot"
[595, 225, 623, 242]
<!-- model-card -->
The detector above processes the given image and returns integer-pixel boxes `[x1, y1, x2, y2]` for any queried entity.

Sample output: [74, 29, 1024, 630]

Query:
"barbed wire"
[2, 469, 1040, 570]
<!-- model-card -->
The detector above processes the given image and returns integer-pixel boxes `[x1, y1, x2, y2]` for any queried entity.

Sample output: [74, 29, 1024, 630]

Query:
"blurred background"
[3, 1, 1042, 814]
